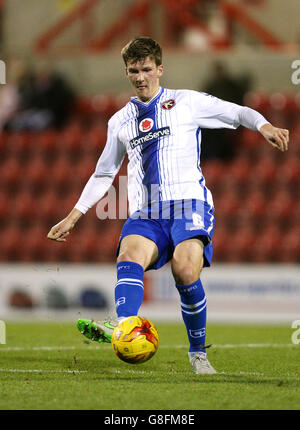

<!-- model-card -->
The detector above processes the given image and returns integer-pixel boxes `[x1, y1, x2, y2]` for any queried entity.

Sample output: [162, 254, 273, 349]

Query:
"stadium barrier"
[0, 263, 299, 323]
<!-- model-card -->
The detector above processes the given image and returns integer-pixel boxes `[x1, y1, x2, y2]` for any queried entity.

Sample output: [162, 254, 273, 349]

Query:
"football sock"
[115, 261, 144, 318]
[176, 279, 207, 355]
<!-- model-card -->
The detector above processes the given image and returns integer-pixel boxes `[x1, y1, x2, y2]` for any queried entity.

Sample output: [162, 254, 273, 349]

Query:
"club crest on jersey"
[161, 99, 175, 110]
[139, 118, 154, 132]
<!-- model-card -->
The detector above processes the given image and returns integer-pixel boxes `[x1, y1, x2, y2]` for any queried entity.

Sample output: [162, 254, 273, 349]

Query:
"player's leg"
[171, 237, 216, 374]
[78, 232, 160, 343]
[171, 237, 206, 353]
[114, 234, 158, 319]
[171, 237, 204, 284]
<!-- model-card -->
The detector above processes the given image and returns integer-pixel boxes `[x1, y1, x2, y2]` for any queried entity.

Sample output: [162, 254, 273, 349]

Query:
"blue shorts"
[116, 199, 215, 271]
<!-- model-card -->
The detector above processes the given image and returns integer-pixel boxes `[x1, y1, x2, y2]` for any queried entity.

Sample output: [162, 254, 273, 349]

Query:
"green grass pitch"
[0, 321, 299, 410]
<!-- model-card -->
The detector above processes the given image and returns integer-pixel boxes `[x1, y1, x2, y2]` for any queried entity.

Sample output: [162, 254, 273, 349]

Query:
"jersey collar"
[130, 87, 164, 107]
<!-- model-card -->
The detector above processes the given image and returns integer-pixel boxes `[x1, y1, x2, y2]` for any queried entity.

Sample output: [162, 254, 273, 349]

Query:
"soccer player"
[47, 37, 289, 374]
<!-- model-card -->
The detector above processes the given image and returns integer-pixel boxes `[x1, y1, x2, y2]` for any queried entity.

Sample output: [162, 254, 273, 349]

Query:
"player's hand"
[47, 208, 83, 242]
[47, 218, 75, 242]
[259, 123, 289, 152]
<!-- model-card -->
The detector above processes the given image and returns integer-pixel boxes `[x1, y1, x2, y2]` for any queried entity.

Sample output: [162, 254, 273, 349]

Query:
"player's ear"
[157, 64, 164, 78]
[125, 67, 129, 77]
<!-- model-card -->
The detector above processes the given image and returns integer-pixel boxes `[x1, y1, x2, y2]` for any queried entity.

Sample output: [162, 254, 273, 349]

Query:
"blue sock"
[115, 261, 144, 318]
[176, 279, 207, 354]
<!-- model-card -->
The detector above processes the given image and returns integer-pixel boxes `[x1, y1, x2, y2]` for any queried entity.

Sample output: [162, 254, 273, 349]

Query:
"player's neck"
[136, 87, 161, 104]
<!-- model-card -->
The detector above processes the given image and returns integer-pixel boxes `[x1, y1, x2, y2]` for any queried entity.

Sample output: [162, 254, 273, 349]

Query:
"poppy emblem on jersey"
[161, 99, 175, 110]
[139, 118, 154, 132]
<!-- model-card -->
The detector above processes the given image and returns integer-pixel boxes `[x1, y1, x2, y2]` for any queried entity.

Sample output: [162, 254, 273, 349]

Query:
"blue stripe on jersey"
[196, 127, 202, 175]
[196, 127, 207, 203]
[131, 89, 165, 204]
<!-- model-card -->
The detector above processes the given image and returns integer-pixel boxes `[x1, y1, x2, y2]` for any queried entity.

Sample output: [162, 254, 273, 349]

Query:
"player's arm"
[191, 91, 289, 151]
[234, 103, 289, 151]
[47, 117, 125, 242]
[46, 176, 115, 242]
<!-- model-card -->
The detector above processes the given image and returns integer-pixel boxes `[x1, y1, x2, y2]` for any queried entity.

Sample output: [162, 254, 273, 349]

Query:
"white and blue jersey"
[91, 87, 267, 215]
[75, 87, 268, 268]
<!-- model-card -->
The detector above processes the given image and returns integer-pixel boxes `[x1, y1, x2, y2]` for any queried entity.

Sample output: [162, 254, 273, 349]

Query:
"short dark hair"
[121, 37, 162, 66]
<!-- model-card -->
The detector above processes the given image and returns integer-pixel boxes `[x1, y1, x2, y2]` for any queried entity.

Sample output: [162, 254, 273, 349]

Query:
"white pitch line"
[0, 367, 298, 379]
[159, 343, 297, 349]
[0, 346, 79, 351]
[0, 343, 296, 352]
[0, 367, 298, 378]
[208, 343, 297, 349]
[111, 369, 300, 379]
[0, 368, 86, 374]
[0, 345, 107, 351]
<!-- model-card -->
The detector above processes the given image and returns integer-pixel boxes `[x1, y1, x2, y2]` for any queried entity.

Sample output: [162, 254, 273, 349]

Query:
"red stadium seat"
[38, 190, 62, 225]
[288, 130, 300, 157]
[23, 156, 48, 194]
[0, 224, 22, 261]
[276, 156, 300, 187]
[240, 128, 260, 152]
[244, 91, 270, 114]
[1, 91, 297, 264]
[72, 154, 96, 189]
[91, 94, 118, 121]
[289, 199, 300, 226]
[35, 130, 59, 161]
[75, 97, 93, 117]
[211, 227, 229, 262]
[0, 132, 8, 159]
[280, 226, 300, 263]
[11, 190, 36, 225]
[69, 227, 100, 262]
[214, 193, 241, 225]
[44, 239, 70, 263]
[267, 92, 289, 127]
[49, 156, 73, 193]
[0, 157, 22, 192]
[5, 132, 33, 160]
[19, 224, 48, 262]
[0, 193, 11, 226]
[60, 192, 79, 215]
[266, 190, 293, 225]
[217, 156, 252, 196]
[250, 157, 277, 189]
[58, 124, 83, 158]
[243, 190, 267, 218]
[232, 189, 268, 232]
[83, 124, 107, 154]
[201, 160, 224, 194]
[251, 226, 282, 263]
[226, 227, 256, 262]
[269, 92, 287, 111]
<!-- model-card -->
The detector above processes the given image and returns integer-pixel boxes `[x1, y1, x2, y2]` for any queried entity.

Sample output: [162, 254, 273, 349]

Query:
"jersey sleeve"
[190, 90, 269, 130]
[94, 115, 126, 177]
[74, 115, 126, 214]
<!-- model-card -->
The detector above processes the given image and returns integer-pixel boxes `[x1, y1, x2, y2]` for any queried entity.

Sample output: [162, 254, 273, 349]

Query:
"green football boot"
[77, 319, 117, 343]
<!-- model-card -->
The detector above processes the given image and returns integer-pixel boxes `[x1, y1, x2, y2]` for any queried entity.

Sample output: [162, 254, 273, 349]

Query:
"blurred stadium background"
[0, 0, 300, 324]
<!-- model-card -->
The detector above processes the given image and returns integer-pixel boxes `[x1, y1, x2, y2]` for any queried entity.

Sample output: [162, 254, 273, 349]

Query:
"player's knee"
[172, 263, 200, 286]
[117, 250, 146, 268]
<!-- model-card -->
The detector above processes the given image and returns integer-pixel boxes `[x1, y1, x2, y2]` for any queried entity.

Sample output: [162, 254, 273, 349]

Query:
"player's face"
[126, 56, 164, 102]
